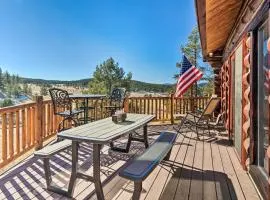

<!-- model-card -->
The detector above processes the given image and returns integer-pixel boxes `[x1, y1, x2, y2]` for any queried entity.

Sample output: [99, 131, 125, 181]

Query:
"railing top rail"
[127, 96, 210, 99]
[0, 101, 36, 113]
[0, 96, 210, 114]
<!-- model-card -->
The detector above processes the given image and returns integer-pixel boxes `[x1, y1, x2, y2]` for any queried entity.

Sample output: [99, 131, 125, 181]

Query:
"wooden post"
[35, 95, 43, 150]
[170, 93, 174, 125]
[124, 97, 129, 113]
[190, 85, 194, 112]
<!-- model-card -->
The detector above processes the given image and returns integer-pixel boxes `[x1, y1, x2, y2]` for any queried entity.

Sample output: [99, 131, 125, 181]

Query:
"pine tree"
[0, 68, 4, 91]
[3, 71, 11, 85]
[89, 57, 132, 94]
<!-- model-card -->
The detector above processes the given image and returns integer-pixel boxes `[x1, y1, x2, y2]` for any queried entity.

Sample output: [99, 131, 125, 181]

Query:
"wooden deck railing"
[0, 95, 209, 169]
[125, 95, 209, 123]
[0, 97, 61, 168]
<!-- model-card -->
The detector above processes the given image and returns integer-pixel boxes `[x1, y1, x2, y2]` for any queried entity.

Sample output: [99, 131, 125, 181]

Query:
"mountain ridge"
[21, 77, 175, 93]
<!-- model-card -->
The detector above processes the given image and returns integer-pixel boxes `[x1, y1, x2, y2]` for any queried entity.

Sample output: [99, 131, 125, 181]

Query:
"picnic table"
[69, 94, 106, 123]
[57, 113, 155, 200]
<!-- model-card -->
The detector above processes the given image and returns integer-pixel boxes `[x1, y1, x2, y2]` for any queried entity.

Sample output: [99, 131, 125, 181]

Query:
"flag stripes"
[175, 55, 203, 98]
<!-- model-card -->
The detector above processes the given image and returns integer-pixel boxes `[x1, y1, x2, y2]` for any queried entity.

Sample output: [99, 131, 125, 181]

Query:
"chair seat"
[57, 109, 84, 117]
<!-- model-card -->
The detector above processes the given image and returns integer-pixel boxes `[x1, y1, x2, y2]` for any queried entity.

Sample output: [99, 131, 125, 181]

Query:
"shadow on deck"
[0, 125, 260, 200]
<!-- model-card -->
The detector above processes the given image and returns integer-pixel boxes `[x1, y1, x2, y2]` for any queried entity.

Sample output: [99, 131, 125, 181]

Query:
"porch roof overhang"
[195, 0, 244, 63]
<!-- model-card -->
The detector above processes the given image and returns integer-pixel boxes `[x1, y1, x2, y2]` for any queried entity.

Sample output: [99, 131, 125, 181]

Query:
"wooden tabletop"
[69, 94, 106, 99]
[57, 113, 155, 143]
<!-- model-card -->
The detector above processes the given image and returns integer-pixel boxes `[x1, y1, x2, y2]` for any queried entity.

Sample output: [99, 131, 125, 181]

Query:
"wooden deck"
[0, 125, 260, 200]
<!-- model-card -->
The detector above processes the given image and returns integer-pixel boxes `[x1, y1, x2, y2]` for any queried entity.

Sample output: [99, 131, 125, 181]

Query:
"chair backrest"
[109, 88, 127, 109]
[49, 88, 72, 115]
[202, 97, 221, 116]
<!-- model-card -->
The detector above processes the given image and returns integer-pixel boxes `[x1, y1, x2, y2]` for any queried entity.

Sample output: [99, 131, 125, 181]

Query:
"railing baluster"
[15, 110, 20, 155]
[21, 109, 26, 150]
[9, 112, 14, 159]
[2, 113, 7, 163]
[147, 98, 150, 114]
[49, 103, 53, 135]
[155, 99, 158, 119]
[162, 98, 164, 120]
[42, 104, 46, 138]
[139, 99, 142, 114]
[151, 99, 154, 115]
[31, 107, 35, 145]
[27, 107, 31, 147]
[135, 99, 138, 113]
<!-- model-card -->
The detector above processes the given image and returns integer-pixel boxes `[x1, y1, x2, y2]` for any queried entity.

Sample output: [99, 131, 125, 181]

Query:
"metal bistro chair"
[104, 88, 127, 116]
[49, 88, 84, 132]
[175, 97, 221, 138]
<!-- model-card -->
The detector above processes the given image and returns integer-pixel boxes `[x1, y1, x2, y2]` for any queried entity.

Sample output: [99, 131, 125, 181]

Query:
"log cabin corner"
[195, 0, 270, 198]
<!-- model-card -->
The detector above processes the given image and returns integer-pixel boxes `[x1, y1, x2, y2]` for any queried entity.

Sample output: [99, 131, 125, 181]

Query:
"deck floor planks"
[188, 133, 204, 200]
[0, 125, 261, 200]
[96, 176, 127, 200]
[226, 147, 260, 200]
[202, 135, 217, 200]
[159, 131, 192, 200]
[174, 132, 198, 200]
[210, 141, 232, 200]
[143, 130, 186, 200]
[218, 143, 245, 199]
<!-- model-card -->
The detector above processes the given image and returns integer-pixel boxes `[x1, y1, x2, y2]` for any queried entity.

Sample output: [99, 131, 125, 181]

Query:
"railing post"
[124, 97, 129, 113]
[191, 97, 195, 112]
[170, 93, 174, 124]
[35, 95, 43, 150]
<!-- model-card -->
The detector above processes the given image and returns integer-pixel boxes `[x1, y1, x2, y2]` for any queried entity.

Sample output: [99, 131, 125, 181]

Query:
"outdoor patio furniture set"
[34, 88, 222, 200]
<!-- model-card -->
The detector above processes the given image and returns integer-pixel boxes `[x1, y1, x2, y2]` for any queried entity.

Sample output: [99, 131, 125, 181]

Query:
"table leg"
[67, 141, 79, 196]
[93, 144, 105, 200]
[143, 125, 149, 148]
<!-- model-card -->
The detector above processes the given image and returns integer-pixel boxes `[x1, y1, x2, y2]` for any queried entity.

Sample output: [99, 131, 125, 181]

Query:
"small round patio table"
[69, 94, 106, 123]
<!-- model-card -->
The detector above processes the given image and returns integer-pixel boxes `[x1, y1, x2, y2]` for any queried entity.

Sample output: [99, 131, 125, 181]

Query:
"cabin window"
[257, 19, 269, 174]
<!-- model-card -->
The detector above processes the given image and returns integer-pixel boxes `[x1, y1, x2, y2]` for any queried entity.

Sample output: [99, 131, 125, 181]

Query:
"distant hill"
[21, 77, 90, 87]
[22, 77, 175, 93]
[130, 80, 175, 93]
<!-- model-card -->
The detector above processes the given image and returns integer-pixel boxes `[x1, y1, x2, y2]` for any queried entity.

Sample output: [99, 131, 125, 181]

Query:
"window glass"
[257, 20, 269, 173]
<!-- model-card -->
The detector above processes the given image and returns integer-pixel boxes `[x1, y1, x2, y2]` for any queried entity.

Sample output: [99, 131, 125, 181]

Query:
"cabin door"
[234, 44, 243, 156]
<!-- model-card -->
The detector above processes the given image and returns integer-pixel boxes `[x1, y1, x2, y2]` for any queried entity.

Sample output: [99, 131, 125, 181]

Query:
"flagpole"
[195, 48, 198, 98]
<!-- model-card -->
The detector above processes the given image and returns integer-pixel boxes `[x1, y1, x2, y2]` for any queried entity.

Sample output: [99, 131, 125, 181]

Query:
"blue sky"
[0, 0, 197, 84]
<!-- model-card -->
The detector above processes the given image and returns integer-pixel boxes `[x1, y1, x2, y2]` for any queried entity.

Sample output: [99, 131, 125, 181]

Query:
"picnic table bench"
[34, 140, 72, 194]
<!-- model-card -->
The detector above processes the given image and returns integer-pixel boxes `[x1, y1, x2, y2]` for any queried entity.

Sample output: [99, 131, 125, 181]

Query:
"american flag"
[175, 55, 203, 98]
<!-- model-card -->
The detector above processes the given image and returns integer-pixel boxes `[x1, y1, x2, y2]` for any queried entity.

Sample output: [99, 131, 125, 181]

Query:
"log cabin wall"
[196, 0, 269, 198]
[220, 61, 230, 138]
[242, 35, 251, 171]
